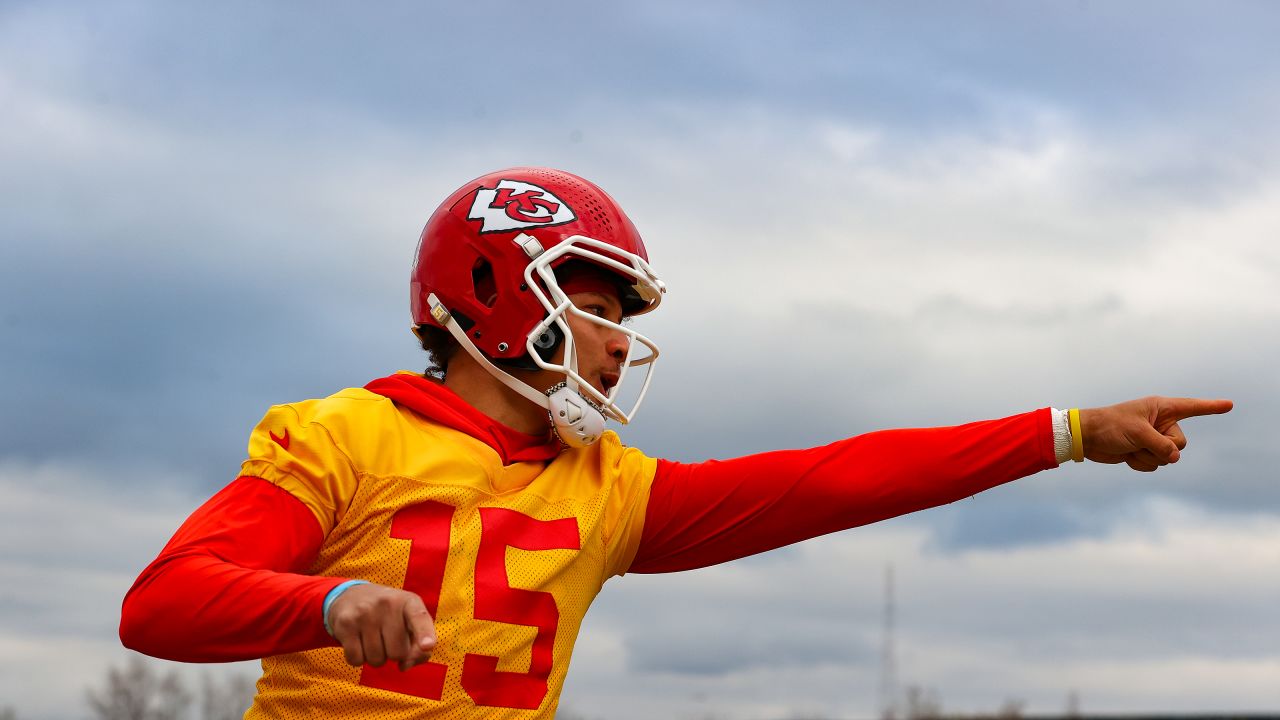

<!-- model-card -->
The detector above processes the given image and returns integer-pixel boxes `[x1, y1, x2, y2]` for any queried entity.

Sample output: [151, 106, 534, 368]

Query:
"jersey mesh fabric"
[240, 387, 655, 720]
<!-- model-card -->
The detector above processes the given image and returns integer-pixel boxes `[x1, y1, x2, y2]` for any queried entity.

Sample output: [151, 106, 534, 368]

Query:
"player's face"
[563, 289, 629, 398]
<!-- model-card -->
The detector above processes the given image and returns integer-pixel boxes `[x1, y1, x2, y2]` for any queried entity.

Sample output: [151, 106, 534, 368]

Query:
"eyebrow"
[572, 290, 620, 306]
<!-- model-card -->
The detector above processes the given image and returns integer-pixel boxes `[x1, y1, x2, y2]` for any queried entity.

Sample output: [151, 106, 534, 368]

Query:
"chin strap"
[427, 294, 606, 449]
[544, 382, 606, 448]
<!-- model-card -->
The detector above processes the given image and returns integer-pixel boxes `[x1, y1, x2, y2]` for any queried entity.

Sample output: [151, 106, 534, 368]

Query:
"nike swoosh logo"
[269, 429, 290, 450]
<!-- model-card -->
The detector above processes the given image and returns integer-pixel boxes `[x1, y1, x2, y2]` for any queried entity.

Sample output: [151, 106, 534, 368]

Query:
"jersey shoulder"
[240, 387, 402, 535]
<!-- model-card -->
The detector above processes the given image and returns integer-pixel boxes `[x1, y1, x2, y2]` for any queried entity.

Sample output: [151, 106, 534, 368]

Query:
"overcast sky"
[1, 2, 1278, 719]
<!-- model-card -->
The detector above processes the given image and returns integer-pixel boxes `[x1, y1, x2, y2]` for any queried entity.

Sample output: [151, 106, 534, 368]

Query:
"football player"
[121, 167, 1232, 718]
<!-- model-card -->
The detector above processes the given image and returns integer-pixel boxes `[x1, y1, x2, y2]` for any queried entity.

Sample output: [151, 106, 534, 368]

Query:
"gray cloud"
[2, 2, 1278, 718]
[567, 505, 1280, 717]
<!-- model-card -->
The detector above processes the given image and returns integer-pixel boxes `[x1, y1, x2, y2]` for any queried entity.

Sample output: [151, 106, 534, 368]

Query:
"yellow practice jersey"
[238, 385, 658, 719]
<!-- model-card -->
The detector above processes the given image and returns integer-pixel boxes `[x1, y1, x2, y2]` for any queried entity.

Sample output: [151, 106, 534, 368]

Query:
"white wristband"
[1050, 407, 1072, 465]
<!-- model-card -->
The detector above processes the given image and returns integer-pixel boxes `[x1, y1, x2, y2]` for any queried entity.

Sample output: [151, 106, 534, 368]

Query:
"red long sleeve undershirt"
[120, 376, 1056, 662]
[631, 410, 1056, 573]
[119, 476, 341, 661]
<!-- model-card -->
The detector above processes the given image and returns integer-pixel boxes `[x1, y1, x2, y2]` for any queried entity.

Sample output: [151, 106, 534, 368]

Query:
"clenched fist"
[326, 582, 437, 671]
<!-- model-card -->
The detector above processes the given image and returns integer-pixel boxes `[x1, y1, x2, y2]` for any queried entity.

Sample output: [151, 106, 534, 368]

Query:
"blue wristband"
[322, 580, 370, 637]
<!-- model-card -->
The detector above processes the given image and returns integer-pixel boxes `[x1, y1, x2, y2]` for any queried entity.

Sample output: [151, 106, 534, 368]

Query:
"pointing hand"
[1079, 396, 1233, 472]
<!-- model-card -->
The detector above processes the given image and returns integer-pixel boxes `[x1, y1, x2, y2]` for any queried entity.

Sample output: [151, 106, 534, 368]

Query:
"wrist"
[1051, 407, 1072, 464]
[1067, 408, 1085, 462]
[322, 580, 370, 637]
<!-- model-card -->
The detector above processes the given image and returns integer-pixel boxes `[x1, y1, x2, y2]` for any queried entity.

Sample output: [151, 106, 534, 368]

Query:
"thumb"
[403, 595, 437, 652]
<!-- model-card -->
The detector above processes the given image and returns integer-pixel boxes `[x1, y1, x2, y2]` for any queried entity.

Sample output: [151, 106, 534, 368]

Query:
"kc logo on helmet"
[468, 180, 577, 234]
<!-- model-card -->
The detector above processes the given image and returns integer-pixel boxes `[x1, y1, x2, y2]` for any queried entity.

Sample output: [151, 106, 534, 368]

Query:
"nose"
[605, 329, 630, 363]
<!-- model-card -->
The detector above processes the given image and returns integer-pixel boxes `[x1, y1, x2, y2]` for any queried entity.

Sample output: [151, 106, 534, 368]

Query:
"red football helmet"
[411, 167, 666, 446]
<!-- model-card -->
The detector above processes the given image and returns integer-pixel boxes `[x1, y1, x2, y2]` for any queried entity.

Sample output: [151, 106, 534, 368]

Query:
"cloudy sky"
[2, 2, 1278, 718]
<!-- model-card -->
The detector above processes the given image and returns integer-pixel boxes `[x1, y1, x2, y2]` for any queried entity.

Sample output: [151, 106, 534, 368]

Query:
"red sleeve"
[630, 408, 1057, 574]
[120, 476, 346, 662]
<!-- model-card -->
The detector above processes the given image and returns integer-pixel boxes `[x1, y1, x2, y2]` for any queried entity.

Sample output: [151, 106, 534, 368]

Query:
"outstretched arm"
[630, 397, 1231, 574]
[631, 408, 1057, 573]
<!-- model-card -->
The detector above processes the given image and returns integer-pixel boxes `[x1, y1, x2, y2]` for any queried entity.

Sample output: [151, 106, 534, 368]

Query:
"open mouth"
[600, 372, 620, 395]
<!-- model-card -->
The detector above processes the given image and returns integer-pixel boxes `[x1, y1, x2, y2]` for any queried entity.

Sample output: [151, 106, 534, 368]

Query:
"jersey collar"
[364, 372, 561, 465]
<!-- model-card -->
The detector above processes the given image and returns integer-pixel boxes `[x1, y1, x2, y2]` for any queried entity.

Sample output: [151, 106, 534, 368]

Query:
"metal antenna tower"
[878, 564, 898, 720]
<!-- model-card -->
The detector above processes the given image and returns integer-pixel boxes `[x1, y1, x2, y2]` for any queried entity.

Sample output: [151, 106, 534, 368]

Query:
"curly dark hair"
[413, 324, 460, 379]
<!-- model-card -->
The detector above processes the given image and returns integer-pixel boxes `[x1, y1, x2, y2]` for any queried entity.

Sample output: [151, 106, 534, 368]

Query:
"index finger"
[1163, 397, 1233, 422]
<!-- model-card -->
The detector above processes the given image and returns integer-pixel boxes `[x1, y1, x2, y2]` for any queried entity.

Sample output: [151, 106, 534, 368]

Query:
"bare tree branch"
[86, 655, 192, 720]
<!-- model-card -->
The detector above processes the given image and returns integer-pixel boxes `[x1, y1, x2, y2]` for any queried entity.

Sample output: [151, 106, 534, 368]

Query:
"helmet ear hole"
[499, 322, 564, 371]
[472, 258, 497, 308]
[532, 323, 563, 361]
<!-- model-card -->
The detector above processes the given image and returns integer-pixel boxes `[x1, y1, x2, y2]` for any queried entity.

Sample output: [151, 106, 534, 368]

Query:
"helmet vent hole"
[472, 258, 497, 308]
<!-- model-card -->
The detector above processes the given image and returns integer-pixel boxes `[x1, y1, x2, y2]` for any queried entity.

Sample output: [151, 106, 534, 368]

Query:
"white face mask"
[428, 234, 666, 448]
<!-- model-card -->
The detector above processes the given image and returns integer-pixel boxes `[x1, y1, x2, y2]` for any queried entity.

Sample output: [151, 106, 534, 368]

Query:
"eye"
[583, 304, 607, 318]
